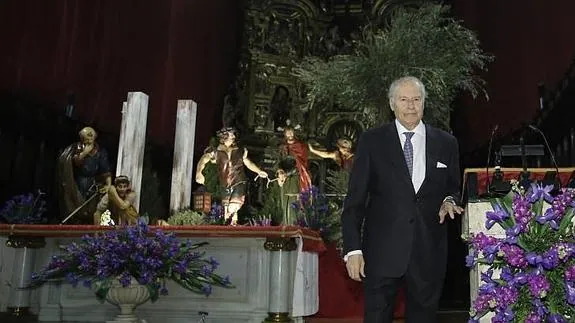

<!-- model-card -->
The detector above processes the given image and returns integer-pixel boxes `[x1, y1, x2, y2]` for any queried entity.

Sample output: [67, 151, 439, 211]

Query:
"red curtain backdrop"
[450, 0, 575, 155]
[0, 0, 242, 157]
[2, 0, 575, 155]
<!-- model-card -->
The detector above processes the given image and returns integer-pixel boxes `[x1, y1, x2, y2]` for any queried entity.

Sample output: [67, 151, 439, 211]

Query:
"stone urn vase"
[104, 277, 150, 323]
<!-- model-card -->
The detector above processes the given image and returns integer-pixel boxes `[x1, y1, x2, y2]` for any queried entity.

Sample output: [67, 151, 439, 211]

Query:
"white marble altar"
[0, 227, 321, 323]
[0, 236, 13, 312]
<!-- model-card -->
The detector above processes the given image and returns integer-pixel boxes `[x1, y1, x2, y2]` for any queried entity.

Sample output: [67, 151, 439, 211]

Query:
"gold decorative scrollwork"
[263, 311, 293, 323]
[264, 237, 297, 251]
[6, 236, 46, 249]
[6, 306, 31, 317]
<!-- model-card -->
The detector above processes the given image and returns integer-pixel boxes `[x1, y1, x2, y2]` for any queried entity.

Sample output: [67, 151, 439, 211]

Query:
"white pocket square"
[436, 162, 447, 168]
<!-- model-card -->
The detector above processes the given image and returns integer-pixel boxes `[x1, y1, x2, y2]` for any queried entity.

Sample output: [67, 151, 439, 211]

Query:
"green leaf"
[94, 278, 112, 301]
[146, 284, 159, 303]
[558, 208, 574, 233]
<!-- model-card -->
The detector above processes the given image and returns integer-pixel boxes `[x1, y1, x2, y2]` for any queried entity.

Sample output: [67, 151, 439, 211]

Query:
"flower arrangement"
[292, 186, 342, 243]
[0, 191, 48, 224]
[206, 202, 225, 225]
[466, 181, 575, 322]
[28, 221, 233, 302]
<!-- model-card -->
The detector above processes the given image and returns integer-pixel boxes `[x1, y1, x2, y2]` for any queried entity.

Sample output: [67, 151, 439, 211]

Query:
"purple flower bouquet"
[292, 186, 341, 243]
[28, 221, 233, 302]
[467, 182, 575, 322]
[0, 191, 48, 224]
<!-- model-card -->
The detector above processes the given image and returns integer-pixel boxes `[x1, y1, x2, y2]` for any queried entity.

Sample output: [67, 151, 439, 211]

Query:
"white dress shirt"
[395, 119, 426, 193]
[344, 120, 427, 261]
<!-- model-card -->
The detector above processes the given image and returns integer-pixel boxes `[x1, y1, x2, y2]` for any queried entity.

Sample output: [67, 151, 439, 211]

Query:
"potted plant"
[466, 181, 575, 322]
[28, 221, 233, 321]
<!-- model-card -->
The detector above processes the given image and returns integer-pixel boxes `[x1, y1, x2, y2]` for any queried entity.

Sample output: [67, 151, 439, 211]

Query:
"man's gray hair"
[388, 76, 426, 109]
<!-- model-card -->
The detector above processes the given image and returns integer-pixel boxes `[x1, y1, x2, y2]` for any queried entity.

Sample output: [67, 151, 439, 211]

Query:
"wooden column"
[116, 92, 149, 211]
[116, 101, 127, 176]
[169, 100, 198, 212]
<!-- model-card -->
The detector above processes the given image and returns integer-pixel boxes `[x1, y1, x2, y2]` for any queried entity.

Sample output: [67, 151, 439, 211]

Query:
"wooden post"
[169, 100, 198, 212]
[116, 101, 127, 176]
[116, 92, 149, 211]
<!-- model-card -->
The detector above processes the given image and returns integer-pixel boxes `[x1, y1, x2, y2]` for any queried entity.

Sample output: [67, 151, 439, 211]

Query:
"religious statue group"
[194, 125, 355, 225]
[56, 124, 355, 226]
[57, 127, 139, 226]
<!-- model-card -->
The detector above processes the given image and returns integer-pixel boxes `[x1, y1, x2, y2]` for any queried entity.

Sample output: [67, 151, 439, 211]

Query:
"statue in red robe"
[279, 127, 312, 192]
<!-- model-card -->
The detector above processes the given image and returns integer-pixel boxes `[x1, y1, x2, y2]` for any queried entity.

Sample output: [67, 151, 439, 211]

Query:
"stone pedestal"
[264, 237, 297, 323]
[4, 236, 45, 317]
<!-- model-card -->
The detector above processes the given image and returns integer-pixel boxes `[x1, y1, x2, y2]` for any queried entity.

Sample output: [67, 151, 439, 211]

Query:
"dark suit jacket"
[341, 122, 461, 278]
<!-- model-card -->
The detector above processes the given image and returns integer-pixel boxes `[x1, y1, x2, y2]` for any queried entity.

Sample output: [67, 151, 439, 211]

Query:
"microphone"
[528, 124, 560, 188]
[485, 124, 499, 196]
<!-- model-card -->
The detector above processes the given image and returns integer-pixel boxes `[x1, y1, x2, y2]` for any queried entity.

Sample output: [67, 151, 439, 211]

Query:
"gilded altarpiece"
[222, 0, 413, 201]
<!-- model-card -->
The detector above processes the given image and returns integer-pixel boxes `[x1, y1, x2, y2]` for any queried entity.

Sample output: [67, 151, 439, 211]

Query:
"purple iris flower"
[535, 208, 557, 225]
[565, 282, 575, 305]
[547, 314, 568, 323]
[485, 203, 509, 229]
[528, 183, 554, 203]
[526, 252, 542, 266]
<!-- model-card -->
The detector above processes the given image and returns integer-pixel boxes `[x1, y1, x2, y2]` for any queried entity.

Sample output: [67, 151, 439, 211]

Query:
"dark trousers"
[363, 262, 444, 323]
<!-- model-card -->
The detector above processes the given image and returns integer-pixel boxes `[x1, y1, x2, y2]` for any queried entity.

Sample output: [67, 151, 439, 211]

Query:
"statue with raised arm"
[93, 175, 139, 225]
[57, 126, 112, 223]
[308, 137, 354, 171]
[195, 127, 268, 225]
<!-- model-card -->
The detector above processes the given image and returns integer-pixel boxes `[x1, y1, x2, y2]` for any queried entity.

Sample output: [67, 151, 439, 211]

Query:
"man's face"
[284, 129, 295, 141]
[276, 169, 287, 186]
[391, 81, 424, 130]
[80, 128, 96, 144]
[337, 139, 352, 154]
[222, 133, 235, 147]
[116, 183, 129, 198]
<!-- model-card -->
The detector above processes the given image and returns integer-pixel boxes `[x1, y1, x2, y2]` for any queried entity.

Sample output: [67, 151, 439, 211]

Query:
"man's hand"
[345, 254, 365, 281]
[82, 143, 94, 155]
[439, 201, 464, 224]
[98, 184, 111, 194]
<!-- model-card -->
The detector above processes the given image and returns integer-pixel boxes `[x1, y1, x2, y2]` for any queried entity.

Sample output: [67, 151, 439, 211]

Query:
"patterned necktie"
[403, 132, 415, 178]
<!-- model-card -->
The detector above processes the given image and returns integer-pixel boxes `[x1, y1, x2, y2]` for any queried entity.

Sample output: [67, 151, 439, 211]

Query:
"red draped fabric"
[281, 140, 312, 192]
[314, 243, 405, 319]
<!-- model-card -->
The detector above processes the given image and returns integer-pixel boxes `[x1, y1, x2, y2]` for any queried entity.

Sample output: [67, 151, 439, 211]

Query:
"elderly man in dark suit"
[341, 76, 464, 323]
